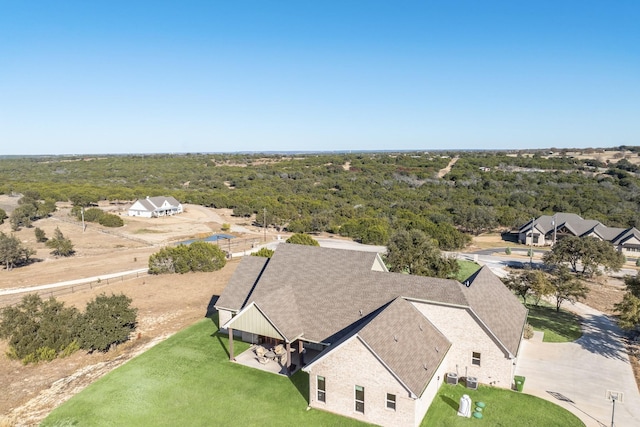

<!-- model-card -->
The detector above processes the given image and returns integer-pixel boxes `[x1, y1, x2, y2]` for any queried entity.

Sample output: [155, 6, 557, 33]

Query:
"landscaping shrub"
[99, 213, 124, 227]
[148, 242, 227, 274]
[505, 247, 511, 255]
[251, 247, 274, 258]
[286, 233, 320, 246]
[523, 323, 534, 339]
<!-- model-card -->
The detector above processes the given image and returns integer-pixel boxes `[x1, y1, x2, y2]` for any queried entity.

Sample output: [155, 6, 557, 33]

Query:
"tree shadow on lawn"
[526, 304, 582, 342]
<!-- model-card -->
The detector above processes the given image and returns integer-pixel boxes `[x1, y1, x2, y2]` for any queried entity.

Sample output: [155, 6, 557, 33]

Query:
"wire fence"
[0, 270, 149, 309]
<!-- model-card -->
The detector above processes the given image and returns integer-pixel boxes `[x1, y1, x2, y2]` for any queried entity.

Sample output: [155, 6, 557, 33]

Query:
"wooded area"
[1, 148, 640, 250]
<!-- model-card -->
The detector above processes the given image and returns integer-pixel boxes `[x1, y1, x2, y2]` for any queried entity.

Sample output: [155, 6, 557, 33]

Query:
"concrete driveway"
[515, 301, 640, 426]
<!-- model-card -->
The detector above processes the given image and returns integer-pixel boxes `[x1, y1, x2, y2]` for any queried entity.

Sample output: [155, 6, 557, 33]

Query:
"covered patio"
[232, 343, 321, 376]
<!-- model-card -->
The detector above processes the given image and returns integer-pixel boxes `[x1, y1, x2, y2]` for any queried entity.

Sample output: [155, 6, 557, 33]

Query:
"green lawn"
[42, 316, 583, 427]
[42, 319, 368, 427]
[526, 301, 582, 342]
[423, 383, 584, 426]
[455, 260, 481, 282]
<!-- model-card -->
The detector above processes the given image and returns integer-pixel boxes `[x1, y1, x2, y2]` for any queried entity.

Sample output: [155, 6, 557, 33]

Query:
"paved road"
[516, 301, 640, 427]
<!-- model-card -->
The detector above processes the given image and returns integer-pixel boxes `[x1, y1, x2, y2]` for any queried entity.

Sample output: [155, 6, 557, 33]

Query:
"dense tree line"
[0, 293, 137, 363]
[1, 149, 640, 250]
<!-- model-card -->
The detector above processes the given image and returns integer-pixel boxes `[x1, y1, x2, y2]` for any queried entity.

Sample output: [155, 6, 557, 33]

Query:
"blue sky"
[1, 1, 638, 155]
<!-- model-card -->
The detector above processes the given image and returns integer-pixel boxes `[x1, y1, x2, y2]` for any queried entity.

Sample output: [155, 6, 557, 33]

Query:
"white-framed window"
[386, 393, 396, 410]
[355, 385, 365, 413]
[472, 351, 481, 366]
[317, 375, 326, 403]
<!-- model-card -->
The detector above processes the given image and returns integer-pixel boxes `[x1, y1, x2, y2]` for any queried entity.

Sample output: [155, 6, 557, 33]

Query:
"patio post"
[286, 342, 292, 370]
[298, 340, 304, 366]
[228, 327, 235, 361]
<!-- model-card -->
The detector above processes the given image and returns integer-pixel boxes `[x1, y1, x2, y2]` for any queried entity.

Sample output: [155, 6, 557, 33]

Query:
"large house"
[128, 196, 183, 218]
[519, 212, 640, 255]
[215, 244, 527, 426]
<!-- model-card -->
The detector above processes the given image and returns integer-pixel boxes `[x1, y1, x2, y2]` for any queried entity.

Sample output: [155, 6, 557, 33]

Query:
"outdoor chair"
[257, 356, 269, 364]
[255, 346, 266, 358]
[280, 353, 288, 366]
[274, 344, 286, 356]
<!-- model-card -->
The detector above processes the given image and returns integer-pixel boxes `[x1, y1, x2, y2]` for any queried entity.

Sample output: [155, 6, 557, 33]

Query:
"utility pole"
[553, 213, 557, 246]
[529, 217, 534, 267]
[81, 207, 86, 232]
[263, 208, 267, 242]
[610, 392, 618, 427]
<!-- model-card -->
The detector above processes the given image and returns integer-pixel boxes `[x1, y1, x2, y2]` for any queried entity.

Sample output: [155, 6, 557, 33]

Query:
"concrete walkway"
[516, 301, 640, 426]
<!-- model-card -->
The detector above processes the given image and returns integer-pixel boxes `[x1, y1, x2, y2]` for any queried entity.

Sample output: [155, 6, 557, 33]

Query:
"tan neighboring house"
[214, 244, 527, 427]
[128, 196, 183, 218]
[519, 212, 640, 255]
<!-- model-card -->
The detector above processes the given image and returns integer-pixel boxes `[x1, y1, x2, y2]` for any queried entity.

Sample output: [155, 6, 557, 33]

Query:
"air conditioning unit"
[446, 372, 458, 385]
[466, 376, 478, 390]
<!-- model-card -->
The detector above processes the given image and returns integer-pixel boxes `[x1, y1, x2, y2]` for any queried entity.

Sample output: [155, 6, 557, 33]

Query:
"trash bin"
[514, 375, 525, 392]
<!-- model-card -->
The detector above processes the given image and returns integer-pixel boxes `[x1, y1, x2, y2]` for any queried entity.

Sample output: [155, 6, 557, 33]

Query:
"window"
[472, 352, 481, 366]
[386, 393, 396, 410]
[355, 385, 365, 413]
[532, 234, 539, 244]
[317, 376, 326, 403]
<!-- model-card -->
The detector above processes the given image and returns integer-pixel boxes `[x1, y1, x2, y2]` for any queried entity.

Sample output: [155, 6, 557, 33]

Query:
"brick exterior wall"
[307, 336, 428, 427]
[411, 302, 517, 389]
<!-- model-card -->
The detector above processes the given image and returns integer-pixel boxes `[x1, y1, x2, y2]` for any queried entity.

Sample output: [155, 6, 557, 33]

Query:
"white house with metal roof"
[214, 244, 527, 426]
[128, 196, 183, 218]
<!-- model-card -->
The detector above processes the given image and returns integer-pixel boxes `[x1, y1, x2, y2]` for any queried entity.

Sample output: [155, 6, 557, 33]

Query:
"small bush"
[285, 233, 320, 246]
[36, 346, 57, 362]
[636, 258, 640, 267]
[505, 247, 511, 255]
[221, 223, 231, 232]
[148, 242, 227, 274]
[99, 213, 124, 227]
[523, 323, 534, 340]
[251, 247, 274, 258]
[35, 227, 47, 242]
[60, 340, 80, 358]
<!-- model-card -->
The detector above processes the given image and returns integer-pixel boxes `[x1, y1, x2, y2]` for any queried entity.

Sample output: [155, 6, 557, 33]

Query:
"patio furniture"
[264, 350, 276, 360]
[257, 356, 269, 364]
[274, 344, 286, 356]
[255, 346, 266, 358]
[280, 353, 288, 366]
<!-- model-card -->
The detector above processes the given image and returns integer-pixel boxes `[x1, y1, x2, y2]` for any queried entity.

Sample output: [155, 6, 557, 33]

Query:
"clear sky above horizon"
[1, 1, 639, 155]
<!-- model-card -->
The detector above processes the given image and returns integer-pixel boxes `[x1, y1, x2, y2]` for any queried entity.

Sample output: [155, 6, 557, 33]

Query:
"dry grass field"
[0, 196, 273, 426]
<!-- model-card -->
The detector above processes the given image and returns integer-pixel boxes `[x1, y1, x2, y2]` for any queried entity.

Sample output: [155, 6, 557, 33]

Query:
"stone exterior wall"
[307, 336, 426, 427]
[411, 302, 516, 389]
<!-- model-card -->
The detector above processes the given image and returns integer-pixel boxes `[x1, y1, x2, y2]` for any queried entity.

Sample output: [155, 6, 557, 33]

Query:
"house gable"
[224, 302, 285, 341]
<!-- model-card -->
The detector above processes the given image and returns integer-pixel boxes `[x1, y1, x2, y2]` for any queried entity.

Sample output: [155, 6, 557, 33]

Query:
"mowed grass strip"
[526, 302, 582, 342]
[455, 260, 481, 282]
[42, 319, 368, 427]
[423, 383, 584, 427]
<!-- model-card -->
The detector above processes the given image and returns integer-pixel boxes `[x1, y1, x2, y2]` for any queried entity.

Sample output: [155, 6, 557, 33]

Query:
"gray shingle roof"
[357, 297, 451, 397]
[462, 266, 528, 356]
[520, 213, 640, 248]
[215, 256, 269, 311]
[216, 243, 525, 356]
